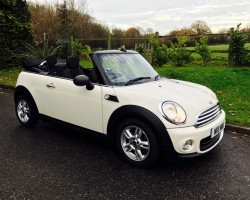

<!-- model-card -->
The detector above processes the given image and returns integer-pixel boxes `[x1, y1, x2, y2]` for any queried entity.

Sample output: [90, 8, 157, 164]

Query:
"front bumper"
[166, 110, 225, 155]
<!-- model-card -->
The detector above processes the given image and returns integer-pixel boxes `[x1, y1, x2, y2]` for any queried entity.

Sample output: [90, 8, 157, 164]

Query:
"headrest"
[22, 59, 45, 70]
[66, 56, 80, 69]
[45, 55, 57, 67]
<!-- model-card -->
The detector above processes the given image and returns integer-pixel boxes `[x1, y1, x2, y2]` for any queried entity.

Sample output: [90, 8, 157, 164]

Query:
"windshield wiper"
[124, 77, 151, 86]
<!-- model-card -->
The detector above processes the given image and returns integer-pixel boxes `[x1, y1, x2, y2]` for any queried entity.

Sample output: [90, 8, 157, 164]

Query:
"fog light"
[183, 140, 193, 151]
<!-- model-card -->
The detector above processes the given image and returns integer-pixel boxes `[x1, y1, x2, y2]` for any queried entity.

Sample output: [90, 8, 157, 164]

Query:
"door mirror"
[73, 75, 94, 90]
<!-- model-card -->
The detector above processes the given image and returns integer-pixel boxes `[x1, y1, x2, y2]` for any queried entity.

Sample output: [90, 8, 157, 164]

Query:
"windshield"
[97, 53, 158, 86]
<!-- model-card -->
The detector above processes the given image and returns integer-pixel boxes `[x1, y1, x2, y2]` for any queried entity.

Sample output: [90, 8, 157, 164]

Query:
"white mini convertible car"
[15, 50, 225, 167]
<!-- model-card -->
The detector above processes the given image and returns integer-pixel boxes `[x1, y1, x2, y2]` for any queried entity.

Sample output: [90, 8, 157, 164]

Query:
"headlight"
[160, 101, 186, 124]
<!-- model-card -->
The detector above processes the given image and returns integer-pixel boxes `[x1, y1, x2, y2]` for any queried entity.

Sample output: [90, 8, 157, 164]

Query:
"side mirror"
[73, 75, 94, 91]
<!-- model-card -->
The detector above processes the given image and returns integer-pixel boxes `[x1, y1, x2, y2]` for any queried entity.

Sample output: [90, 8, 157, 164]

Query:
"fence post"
[108, 33, 111, 50]
[71, 36, 74, 56]
[228, 28, 234, 66]
[43, 33, 46, 48]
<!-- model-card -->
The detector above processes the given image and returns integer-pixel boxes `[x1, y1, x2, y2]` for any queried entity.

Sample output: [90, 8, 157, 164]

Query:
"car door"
[43, 76, 103, 133]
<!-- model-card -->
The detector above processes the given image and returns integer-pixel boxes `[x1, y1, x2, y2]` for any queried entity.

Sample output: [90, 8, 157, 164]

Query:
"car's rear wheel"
[116, 119, 159, 168]
[15, 95, 38, 127]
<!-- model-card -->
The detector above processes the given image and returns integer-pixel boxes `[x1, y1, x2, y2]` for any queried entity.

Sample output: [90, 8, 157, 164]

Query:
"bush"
[135, 46, 144, 54]
[168, 36, 192, 67]
[195, 36, 212, 66]
[71, 40, 83, 57]
[25, 43, 58, 59]
[57, 40, 71, 59]
[153, 45, 168, 67]
[0, 0, 33, 68]
[149, 36, 168, 67]
[228, 24, 248, 66]
[71, 39, 92, 61]
[81, 45, 92, 61]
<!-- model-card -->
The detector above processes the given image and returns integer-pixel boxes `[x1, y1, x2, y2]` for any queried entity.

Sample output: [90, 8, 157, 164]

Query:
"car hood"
[113, 78, 219, 128]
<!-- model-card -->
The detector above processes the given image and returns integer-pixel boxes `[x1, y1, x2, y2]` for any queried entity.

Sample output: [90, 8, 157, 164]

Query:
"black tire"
[15, 95, 38, 127]
[116, 118, 159, 168]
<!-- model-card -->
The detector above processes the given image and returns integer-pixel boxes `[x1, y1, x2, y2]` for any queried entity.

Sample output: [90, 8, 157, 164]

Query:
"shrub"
[168, 36, 192, 67]
[135, 46, 144, 54]
[71, 40, 83, 57]
[153, 44, 168, 67]
[149, 36, 168, 67]
[228, 24, 248, 66]
[57, 40, 70, 59]
[81, 45, 92, 61]
[0, 0, 33, 68]
[71, 39, 91, 61]
[195, 36, 212, 66]
[25, 43, 58, 59]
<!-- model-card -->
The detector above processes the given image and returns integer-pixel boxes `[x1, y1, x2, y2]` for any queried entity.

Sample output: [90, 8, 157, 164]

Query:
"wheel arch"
[14, 86, 39, 113]
[107, 105, 173, 147]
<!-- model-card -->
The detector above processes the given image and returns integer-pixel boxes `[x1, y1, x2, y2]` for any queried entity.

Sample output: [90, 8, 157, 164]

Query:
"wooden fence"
[135, 43, 153, 64]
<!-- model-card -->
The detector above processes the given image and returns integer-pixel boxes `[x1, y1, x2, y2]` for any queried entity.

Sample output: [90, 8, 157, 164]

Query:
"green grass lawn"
[0, 67, 22, 88]
[187, 43, 250, 51]
[0, 64, 249, 127]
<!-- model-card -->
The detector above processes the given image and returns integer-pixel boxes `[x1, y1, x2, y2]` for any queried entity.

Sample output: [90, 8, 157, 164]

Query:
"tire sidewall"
[116, 118, 159, 168]
[15, 95, 38, 127]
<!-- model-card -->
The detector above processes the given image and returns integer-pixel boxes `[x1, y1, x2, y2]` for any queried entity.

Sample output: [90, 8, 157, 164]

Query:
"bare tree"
[168, 27, 192, 36]
[218, 28, 230, 34]
[191, 20, 212, 35]
[241, 23, 250, 33]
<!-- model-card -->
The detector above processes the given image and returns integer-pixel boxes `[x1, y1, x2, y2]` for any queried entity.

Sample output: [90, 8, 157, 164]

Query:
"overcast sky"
[30, 0, 250, 35]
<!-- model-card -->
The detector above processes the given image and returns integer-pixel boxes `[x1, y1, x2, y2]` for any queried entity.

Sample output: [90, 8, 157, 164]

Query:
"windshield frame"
[91, 51, 159, 86]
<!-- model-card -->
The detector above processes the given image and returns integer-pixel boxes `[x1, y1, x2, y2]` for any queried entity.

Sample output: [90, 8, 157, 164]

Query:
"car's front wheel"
[15, 95, 38, 127]
[116, 119, 159, 167]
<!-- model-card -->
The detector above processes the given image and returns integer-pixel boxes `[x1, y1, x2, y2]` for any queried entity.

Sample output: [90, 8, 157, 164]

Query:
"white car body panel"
[111, 78, 219, 129]
[16, 72, 48, 114]
[43, 76, 103, 133]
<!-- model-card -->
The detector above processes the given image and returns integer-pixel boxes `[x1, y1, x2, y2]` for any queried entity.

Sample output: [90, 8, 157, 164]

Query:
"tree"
[168, 27, 192, 36]
[168, 36, 192, 67]
[148, 36, 168, 67]
[228, 24, 248, 66]
[195, 36, 212, 66]
[57, 0, 69, 38]
[0, 0, 33, 68]
[191, 20, 212, 35]
[241, 24, 250, 33]
[30, 4, 59, 41]
[30, 1, 109, 41]
[218, 28, 230, 34]
[112, 28, 124, 39]
[124, 27, 141, 38]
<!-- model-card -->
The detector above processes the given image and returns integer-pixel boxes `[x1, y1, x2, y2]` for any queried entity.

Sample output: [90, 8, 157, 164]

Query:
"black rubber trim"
[14, 86, 39, 111]
[39, 114, 106, 140]
[200, 133, 221, 151]
[107, 105, 175, 154]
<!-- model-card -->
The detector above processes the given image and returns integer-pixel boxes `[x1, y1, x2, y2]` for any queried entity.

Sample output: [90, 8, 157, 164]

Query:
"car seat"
[45, 55, 57, 76]
[63, 56, 84, 79]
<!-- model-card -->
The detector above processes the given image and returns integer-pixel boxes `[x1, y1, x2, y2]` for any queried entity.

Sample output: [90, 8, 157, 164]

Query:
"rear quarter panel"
[16, 72, 48, 114]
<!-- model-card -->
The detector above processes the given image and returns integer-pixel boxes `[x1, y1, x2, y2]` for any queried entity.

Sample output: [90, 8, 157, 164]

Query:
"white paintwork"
[43, 76, 103, 133]
[16, 70, 226, 156]
[108, 78, 219, 129]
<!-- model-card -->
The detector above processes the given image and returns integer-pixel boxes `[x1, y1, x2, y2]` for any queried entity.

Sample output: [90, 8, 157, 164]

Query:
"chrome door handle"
[46, 83, 55, 88]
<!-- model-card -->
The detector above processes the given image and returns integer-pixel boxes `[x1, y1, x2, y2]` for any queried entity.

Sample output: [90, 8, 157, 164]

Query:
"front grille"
[200, 133, 220, 151]
[195, 103, 221, 127]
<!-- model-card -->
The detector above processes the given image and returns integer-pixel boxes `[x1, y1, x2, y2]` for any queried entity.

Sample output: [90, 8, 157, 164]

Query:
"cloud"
[29, 0, 250, 34]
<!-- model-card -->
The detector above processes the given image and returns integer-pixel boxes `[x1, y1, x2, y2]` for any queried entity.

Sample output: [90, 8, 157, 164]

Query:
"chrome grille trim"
[195, 103, 222, 127]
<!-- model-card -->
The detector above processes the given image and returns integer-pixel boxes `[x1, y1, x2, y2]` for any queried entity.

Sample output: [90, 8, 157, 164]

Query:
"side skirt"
[39, 114, 107, 141]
